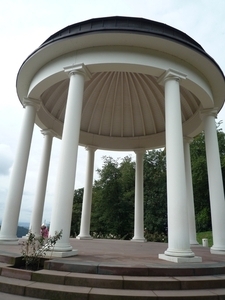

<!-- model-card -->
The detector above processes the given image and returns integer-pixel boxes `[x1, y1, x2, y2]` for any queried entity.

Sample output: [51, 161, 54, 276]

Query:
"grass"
[196, 231, 213, 247]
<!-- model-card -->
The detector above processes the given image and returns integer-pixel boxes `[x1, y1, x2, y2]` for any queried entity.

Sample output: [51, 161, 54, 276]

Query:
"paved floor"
[1, 238, 225, 267]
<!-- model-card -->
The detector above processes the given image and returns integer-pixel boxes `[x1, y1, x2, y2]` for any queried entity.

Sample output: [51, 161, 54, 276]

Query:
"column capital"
[64, 63, 92, 81]
[22, 98, 41, 111]
[41, 129, 57, 138]
[200, 108, 218, 119]
[183, 136, 193, 144]
[158, 69, 187, 85]
[134, 148, 146, 155]
[85, 146, 97, 152]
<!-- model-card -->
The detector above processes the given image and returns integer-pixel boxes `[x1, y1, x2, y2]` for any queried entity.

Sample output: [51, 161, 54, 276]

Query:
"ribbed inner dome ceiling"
[41, 71, 200, 138]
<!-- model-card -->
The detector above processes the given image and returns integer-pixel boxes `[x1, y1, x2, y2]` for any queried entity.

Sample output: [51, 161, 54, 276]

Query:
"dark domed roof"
[16, 16, 225, 150]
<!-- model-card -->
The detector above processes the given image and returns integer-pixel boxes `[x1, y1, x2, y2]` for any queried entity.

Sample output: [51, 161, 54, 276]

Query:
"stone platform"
[0, 238, 225, 299]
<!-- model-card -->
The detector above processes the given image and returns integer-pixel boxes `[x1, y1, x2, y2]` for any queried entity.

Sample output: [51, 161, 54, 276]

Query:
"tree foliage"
[190, 124, 225, 232]
[91, 156, 135, 239]
[71, 152, 167, 240]
[143, 149, 167, 235]
[190, 132, 211, 231]
[71, 124, 225, 239]
[70, 188, 83, 237]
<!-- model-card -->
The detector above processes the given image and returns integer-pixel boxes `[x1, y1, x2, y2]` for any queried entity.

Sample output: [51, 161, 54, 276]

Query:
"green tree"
[70, 188, 83, 237]
[190, 132, 210, 231]
[91, 156, 134, 239]
[190, 123, 225, 232]
[91, 156, 121, 236]
[143, 149, 167, 236]
[217, 124, 225, 179]
[71, 124, 225, 239]
[117, 156, 135, 239]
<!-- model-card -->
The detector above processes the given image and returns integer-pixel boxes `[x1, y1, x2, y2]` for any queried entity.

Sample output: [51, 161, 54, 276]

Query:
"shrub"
[144, 230, 168, 242]
[21, 230, 62, 270]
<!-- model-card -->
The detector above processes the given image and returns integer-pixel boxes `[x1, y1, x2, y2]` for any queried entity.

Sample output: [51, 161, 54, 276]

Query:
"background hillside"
[17, 226, 28, 238]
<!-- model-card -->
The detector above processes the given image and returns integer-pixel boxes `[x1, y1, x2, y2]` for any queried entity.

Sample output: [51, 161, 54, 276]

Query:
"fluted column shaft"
[29, 129, 55, 236]
[202, 109, 225, 253]
[77, 147, 96, 239]
[184, 137, 198, 245]
[160, 70, 194, 257]
[49, 64, 91, 251]
[132, 149, 145, 242]
[0, 98, 40, 242]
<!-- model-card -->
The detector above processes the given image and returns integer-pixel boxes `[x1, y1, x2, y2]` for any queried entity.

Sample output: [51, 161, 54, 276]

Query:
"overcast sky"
[0, 0, 225, 224]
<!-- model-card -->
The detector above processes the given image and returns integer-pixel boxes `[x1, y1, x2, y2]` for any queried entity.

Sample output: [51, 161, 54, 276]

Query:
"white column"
[77, 146, 96, 240]
[202, 109, 225, 254]
[0, 98, 40, 243]
[49, 64, 91, 252]
[159, 69, 195, 259]
[29, 129, 55, 236]
[183, 137, 198, 245]
[132, 149, 146, 242]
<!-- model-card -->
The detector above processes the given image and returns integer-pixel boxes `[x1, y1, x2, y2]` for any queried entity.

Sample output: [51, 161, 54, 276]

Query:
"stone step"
[0, 291, 46, 300]
[0, 274, 225, 299]
[1, 264, 225, 299]
[44, 258, 225, 276]
[31, 269, 225, 291]
[2, 265, 225, 291]
[0, 253, 22, 266]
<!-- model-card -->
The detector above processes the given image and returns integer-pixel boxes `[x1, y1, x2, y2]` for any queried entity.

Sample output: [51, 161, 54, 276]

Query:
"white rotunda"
[1, 16, 225, 261]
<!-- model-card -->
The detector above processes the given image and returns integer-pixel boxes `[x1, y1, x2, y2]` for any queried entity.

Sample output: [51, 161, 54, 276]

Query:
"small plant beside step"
[21, 229, 62, 270]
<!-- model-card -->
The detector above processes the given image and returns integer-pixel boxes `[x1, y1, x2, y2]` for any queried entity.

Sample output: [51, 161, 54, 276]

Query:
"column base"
[51, 242, 73, 252]
[164, 248, 195, 257]
[190, 240, 199, 245]
[45, 249, 78, 258]
[76, 235, 93, 240]
[210, 246, 225, 255]
[158, 254, 202, 263]
[131, 237, 146, 242]
[0, 237, 19, 245]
